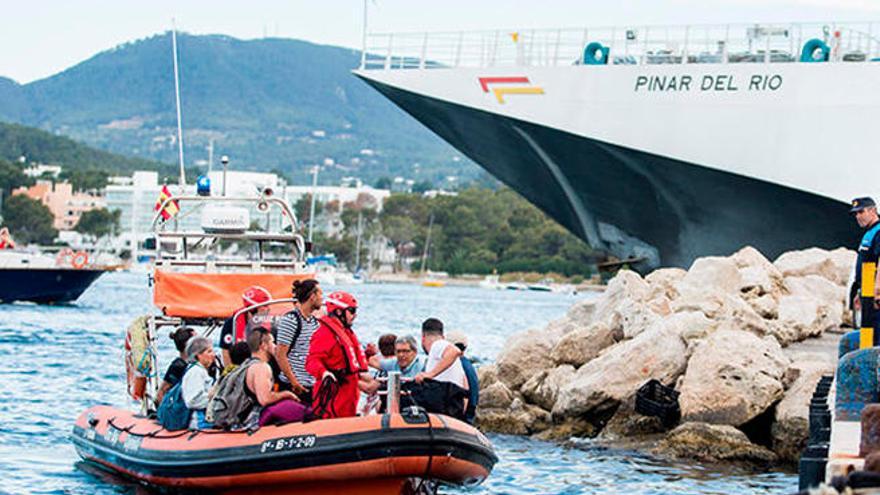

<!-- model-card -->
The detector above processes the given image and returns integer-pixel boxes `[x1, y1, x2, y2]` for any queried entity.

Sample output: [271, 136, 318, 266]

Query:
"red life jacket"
[318, 315, 366, 375]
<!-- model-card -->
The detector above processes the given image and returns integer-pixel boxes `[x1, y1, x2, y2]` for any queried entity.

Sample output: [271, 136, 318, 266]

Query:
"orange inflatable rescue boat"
[73, 193, 497, 494]
[71, 405, 496, 494]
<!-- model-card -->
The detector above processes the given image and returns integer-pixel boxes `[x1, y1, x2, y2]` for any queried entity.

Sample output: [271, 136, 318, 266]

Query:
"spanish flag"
[154, 184, 180, 221]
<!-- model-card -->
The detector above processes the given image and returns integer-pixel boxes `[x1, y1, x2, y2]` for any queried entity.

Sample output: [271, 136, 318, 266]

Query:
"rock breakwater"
[477, 246, 849, 465]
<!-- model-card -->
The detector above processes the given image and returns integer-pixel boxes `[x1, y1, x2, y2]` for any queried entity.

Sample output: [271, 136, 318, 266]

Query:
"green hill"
[0, 33, 475, 186]
[0, 122, 170, 173]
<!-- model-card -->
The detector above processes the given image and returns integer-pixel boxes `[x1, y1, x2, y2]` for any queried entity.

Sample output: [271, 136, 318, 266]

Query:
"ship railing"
[361, 21, 880, 70]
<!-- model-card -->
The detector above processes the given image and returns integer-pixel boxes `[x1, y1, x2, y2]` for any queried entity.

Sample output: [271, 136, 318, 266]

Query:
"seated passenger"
[275, 279, 322, 405]
[377, 334, 397, 363]
[415, 318, 467, 391]
[359, 333, 397, 415]
[219, 286, 272, 366]
[368, 335, 427, 379]
[306, 291, 378, 419]
[245, 328, 307, 426]
[448, 331, 479, 425]
[222, 341, 252, 377]
[157, 326, 194, 404]
[410, 318, 469, 420]
[181, 336, 219, 429]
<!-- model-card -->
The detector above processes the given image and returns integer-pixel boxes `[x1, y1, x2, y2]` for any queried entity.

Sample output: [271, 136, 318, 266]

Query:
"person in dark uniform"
[850, 197, 880, 348]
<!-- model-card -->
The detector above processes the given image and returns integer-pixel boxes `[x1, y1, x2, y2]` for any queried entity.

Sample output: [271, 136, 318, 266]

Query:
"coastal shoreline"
[365, 271, 606, 293]
[475, 245, 852, 470]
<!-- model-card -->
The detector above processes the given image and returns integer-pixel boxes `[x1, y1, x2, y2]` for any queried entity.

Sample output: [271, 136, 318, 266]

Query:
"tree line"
[0, 157, 119, 244]
[309, 188, 600, 277]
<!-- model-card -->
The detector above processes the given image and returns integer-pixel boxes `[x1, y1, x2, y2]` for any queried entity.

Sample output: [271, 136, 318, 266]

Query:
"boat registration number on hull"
[260, 434, 317, 453]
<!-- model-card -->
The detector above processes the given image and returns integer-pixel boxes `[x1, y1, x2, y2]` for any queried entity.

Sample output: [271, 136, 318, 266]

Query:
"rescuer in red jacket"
[305, 291, 379, 419]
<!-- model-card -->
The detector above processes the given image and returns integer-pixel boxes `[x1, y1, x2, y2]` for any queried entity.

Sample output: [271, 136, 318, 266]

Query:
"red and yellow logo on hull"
[478, 76, 544, 104]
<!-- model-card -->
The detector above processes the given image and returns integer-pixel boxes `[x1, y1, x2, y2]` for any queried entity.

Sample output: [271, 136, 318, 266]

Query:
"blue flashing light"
[196, 175, 211, 196]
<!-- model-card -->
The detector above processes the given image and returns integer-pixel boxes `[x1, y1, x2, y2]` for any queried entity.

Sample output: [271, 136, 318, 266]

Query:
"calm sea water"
[0, 271, 796, 494]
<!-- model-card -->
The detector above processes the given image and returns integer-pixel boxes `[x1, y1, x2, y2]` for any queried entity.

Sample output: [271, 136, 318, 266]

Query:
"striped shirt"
[275, 309, 318, 387]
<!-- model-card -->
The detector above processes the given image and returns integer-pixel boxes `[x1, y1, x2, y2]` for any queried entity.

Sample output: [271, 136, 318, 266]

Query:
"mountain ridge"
[0, 32, 473, 185]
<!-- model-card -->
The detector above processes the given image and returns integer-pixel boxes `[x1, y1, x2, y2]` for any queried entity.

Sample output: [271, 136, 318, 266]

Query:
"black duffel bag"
[401, 379, 468, 421]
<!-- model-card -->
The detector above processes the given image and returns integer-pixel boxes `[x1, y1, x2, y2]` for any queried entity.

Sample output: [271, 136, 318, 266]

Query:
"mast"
[360, 0, 369, 69]
[207, 139, 214, 175]
[419, 212, 434, 274]
[308, 165, 319, 243]
[354, 210, 363, 270]
[171, 22, 186, 189]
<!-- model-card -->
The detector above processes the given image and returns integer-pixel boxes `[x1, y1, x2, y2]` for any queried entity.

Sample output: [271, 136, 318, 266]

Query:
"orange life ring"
[71, 251, 89, 269]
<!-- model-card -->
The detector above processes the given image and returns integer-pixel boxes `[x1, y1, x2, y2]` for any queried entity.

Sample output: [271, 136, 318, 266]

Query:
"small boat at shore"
[72, 405, 496, 494]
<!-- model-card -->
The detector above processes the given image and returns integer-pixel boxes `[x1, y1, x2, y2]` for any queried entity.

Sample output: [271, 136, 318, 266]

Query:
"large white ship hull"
[356, 62, 876, 268]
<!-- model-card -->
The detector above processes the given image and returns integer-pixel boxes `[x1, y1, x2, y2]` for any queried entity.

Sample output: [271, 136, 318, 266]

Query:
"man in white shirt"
[414, 318, 468, 391]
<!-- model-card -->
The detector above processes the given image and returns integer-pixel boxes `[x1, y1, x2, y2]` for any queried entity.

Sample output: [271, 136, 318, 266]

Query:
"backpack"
[156, 364, 195, 431]
[402, 379, 469, 421]
[282, 309, 305, 350]
[207, 358, 259, 429]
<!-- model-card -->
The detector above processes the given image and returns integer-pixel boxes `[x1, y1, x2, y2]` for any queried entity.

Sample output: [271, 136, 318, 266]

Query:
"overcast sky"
[2, 0, 878, 83]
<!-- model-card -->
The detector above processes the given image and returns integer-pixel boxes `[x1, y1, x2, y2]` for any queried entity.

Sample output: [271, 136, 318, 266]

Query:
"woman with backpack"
[156, 326, 195, 405]
[181, 336, 219, 429]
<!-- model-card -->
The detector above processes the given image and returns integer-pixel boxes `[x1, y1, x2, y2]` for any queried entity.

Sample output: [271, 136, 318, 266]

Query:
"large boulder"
[676, 256, 743, 297]
[565, 298, 598, 326]
[774, 248, 841, 285]
[732, 246, 786, 298]
[599, 394, 668, 441]
[521, 365, 576, 411]
[476, 364, 499, 389]
[749, 294, 779, 319]
[645, 268, 687, 300]
[552, 324, 688, 419]
[480, 381, 515, 409]
[656, 422, 777, 464]
[679, 330, 790, 426]
[552, 321, 623, 367]
[658, 311, 717, 344]
[672, 288, 770, 338]
[772, 359, 835, 463]
[828, 248, 857, 287]
[591, 270, 662, 339]
[495, 323, 567, 390]
[785, 275, 846, 307]
[774, 292, 839, 345]
[476, 398, 551, 435]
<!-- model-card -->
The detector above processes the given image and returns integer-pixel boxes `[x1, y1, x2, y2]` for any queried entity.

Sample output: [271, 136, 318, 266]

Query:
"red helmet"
[241, 285, 272, 308]
[325, 291, 357, 314]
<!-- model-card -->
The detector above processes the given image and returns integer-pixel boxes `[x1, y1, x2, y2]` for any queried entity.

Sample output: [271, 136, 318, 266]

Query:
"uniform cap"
[851, 197, 876, 213]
